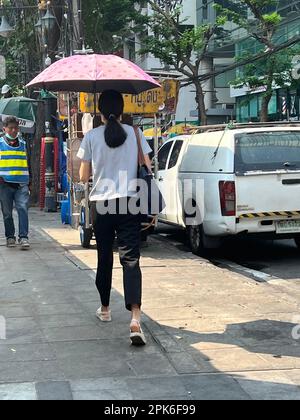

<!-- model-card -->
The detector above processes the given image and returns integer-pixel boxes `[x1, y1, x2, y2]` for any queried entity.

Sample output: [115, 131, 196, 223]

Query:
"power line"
[181, 34, 300, 86]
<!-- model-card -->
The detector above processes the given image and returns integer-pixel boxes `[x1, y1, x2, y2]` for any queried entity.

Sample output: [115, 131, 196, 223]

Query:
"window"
[158, 141, 173, 171]
[168, 141, 183, 169]
[203, 0, 208, 20]
[235, 131, 300, 173]
[215, 69, 236, 88]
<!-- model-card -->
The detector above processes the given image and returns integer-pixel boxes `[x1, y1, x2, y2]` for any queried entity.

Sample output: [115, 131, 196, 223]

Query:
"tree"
[0, 0, 42, 91]
[232, 48, 299, 121]
[216, 0, 299, 122]
[82, 0, 146, 54]
[137, 0, 227, 126]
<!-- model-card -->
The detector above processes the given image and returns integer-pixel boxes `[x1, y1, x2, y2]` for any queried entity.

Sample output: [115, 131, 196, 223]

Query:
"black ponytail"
[98, 90, 128, 148]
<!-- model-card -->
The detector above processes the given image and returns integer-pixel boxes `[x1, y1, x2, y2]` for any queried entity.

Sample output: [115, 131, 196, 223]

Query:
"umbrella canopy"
[0, 97, 38, 134]
[0, 97, 37, 122]
[27, 54, 161, 94]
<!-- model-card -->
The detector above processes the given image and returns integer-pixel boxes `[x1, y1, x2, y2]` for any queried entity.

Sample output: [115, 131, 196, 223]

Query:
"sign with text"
[79, 79, 180, 115]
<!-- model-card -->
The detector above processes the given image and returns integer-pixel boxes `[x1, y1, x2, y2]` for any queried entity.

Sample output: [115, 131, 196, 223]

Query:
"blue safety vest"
[0, 137, 30, 184]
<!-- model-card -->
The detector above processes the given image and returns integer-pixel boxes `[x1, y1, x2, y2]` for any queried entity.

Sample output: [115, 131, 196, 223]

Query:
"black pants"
[92, 200, 142, 311]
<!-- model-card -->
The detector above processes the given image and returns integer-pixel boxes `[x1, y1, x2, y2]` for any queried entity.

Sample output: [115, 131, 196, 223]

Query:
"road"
[155, 223, 300, 282]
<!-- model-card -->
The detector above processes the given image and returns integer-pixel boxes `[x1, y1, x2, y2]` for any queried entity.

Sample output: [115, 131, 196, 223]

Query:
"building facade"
[230, 0, 300, 122]
[123, 0, 236, 124]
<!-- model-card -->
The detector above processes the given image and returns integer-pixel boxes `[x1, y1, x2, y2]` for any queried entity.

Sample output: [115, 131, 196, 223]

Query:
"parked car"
[157, 123, 300, 255]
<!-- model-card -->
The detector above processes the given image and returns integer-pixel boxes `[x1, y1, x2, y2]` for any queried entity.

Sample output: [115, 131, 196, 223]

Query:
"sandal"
[96, 308, 112, 322]
[130, 319, 147, 346]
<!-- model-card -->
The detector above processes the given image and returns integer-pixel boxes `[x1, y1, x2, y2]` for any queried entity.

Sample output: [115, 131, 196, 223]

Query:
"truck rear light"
[219, 181, 236, 216]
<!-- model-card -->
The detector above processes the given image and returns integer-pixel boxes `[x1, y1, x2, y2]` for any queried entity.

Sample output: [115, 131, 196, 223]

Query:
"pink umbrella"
[27, 54, 160, 94]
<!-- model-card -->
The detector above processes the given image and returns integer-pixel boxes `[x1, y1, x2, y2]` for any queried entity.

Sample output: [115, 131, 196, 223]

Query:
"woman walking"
[78, 90, 152, 345]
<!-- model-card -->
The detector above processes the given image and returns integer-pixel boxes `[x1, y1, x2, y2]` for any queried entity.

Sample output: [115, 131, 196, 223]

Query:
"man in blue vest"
[0, 116, 31, 249]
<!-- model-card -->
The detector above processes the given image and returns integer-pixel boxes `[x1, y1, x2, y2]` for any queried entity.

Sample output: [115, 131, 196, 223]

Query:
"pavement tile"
[0, 343, 56, 362]
[233, 371, 300, 400]
[73, 389, 134, 400]
[181, 374, 251, 400]
[36, 381, 73, 401]
[58, 357, 136, 380]
[125, 376, 188, 399]
[167, 351, 217, 374]
[34, 303, 85, 316]
[0, 383, 37, 400]
[70, 377, 127, 392]
[0, 360, 63, 383]
[197, 348, 272, 372]
[126, 353, 177, 376]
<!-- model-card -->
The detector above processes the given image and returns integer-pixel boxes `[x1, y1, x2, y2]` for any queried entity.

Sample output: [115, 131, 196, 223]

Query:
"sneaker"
[6, 238, 16, 248]
[19, 238, 30, 250]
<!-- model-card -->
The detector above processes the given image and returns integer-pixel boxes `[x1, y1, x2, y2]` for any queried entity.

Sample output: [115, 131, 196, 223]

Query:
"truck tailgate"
[236, 173, 300, 217]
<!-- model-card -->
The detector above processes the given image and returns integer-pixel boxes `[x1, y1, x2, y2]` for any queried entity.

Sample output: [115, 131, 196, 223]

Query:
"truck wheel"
[80, 227, 93, 249]
[187, 224, 205, 256]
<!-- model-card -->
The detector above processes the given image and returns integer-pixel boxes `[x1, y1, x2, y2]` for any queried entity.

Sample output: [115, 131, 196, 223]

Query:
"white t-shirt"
[77, 124, 152, 202]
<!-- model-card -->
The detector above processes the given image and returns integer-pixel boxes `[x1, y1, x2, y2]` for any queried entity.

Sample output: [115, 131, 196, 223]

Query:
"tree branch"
[181, 35, 300, 86]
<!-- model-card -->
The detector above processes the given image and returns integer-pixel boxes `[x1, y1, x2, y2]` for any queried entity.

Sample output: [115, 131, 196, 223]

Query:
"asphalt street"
[155, 224, 300, 282]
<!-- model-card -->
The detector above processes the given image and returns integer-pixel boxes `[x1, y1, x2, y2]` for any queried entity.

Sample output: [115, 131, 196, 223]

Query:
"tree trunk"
[194, 80, 207, 126]
[260, 90, 273, 122]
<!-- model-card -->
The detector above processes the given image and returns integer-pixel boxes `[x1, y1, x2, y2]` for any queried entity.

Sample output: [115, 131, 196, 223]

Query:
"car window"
[158, 141, 173, 170]
[235, 131, 300, 173]
[168, 140, 183, 169]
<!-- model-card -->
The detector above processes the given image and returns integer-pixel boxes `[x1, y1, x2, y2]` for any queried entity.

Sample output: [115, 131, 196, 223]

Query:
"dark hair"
[98, 90, 127, 148]
[3, 116, 19, 127]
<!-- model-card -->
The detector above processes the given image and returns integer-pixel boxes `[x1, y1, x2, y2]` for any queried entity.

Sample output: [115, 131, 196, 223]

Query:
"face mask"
[6, 133, 19, 141]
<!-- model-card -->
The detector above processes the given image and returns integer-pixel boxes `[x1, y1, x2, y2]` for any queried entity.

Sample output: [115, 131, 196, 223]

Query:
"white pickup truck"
[157, 124, 300, 255]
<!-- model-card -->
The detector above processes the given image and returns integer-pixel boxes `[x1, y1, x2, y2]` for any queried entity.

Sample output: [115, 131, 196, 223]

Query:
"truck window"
[168, 140, 184, 169]
[158, 141, 173, 170]
[235, 131, 300, 173]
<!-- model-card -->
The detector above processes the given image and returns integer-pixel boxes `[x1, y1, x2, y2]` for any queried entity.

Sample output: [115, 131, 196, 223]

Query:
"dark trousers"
[92, 200, 142, 311]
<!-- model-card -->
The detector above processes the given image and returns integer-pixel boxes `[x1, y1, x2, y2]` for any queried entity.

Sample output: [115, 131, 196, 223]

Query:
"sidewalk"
[0, 209, 300, 400]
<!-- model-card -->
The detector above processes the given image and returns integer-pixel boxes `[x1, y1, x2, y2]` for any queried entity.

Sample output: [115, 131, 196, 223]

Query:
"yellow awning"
[166, 123, 195, 135]
[143, 127, 162, 138]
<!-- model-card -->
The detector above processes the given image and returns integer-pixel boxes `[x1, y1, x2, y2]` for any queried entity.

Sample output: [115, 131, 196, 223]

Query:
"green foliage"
[262, 12, 282, 26]
[232, 46, 300, 108]
[0, 0, 42, 91]
[82, 0, 146, 53]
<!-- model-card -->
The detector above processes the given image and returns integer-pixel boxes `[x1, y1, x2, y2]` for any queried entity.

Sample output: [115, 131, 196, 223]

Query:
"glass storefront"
[236, 90, 300, 123]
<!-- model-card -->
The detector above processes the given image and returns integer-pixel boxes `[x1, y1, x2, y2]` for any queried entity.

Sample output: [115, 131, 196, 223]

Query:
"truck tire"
[187, 224, 205, 256]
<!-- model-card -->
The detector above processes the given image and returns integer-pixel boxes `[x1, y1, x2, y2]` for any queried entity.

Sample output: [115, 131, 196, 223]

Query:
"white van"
[157, 124, 300, 255]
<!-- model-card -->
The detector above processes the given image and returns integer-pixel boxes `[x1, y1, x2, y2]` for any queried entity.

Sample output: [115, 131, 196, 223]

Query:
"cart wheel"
[80, 206, 93, 248]
[80, 226, 93, 249]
